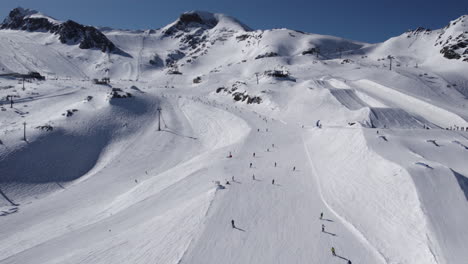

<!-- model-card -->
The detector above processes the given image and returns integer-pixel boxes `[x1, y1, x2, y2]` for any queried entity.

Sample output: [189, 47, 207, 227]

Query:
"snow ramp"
[327, 88, 432, 129]
[368, 107, 430, 129]
[329, 89, 369, 110]
[353, 79, 468, 128]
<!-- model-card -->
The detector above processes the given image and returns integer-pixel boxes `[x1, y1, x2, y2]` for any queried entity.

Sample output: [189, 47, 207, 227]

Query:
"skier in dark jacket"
[331, 247, 336, 256]
[231, 219, 235, 228]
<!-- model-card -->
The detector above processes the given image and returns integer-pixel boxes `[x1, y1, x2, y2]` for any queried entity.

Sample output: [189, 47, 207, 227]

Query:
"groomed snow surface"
[1, 11, 468, 264]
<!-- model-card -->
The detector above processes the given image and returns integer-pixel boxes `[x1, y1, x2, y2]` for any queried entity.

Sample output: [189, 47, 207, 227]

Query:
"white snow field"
[1, 8, 468, 264]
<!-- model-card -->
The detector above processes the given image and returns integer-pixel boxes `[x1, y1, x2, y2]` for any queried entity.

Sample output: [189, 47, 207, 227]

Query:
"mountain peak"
[6, 7, 39, 19]
[444, 14, 468, 31]
[179, 11, 218, 27]
[3, 7, 59, 25]
[163, 10, 251, 35]
[1, 7, 127, 56]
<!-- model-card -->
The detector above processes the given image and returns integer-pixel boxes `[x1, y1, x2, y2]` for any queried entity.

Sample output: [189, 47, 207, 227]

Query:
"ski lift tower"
[157, 106, 162, 131]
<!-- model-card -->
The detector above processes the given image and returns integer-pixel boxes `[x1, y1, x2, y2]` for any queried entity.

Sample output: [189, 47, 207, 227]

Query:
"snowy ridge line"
[426, 234, 441, 264]
[176, 186, 223, 264]
[59, 96, 160, 190]
[301, 130, 388, 264]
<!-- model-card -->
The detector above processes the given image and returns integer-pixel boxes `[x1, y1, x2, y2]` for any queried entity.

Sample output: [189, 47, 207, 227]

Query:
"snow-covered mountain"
[0, 8, 369, 79]
[0, 7, 467, 264]
[363, 15, 468, 72]
[1, 7, 125, 54]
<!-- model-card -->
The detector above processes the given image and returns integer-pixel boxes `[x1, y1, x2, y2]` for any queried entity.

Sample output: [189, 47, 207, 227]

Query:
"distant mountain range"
[0, 7, 466, 80]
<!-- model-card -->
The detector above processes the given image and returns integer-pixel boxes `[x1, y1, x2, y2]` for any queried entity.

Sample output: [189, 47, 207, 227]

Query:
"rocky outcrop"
[216, 82, 262, 104]
[163, 12, 218, 36]
[405, 27, 432, 38]
[1, 7, 128, 55]
[216, 86, 262, 104]
[165, 50, 186, 66]
[302, 48, 319, 55]
[435, 15, 468, 62]
[255, 52, 279, 60]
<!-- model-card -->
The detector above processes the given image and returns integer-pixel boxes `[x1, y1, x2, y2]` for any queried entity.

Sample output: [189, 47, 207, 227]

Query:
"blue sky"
[0, 0, 466, 43]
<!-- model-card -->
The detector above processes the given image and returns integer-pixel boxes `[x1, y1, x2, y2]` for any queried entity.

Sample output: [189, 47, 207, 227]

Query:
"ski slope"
[1, 8, 468, 264]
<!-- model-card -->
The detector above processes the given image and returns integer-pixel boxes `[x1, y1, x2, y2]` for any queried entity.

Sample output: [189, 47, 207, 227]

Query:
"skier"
[272, 143, 275, 148]
[252, 174, 256, 180]
[267, 148, 270, 152]
[320, 212, 323, 219]
[347, 260, 352, 264]
[272, 179, 275, 185]
[274, 162, 277, 167]
[257, 128, 260, 132]
[231, 219, 235, 228]
[250, 162, 253, 168]
[331, 247, 336, 256]
[322, 224, 325, 232]
[226, 180, 230, 185]
[293, 166, 296, 171]
[253, 152, 256, 158]
[228, 152, 232, 158]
